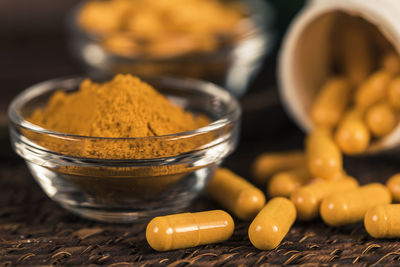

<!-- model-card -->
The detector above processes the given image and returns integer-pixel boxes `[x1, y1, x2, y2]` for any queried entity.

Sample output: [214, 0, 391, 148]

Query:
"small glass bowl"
[67, 0, 274, 97]
[8, 77, 241, 223]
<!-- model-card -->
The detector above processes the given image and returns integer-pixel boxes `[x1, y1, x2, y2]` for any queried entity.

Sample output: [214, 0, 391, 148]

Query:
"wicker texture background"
[1, 153, 400, 266]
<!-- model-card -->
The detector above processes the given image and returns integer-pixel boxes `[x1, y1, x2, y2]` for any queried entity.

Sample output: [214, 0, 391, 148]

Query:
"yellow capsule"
[103, 33, 139, 57]
[365, 102, 397, 137]
[381, 52, 400, 75]
[320, 183, 391, 227]
[306, 128, 343, 180]
[78, 1, 124, 34]
[252, 151, 306, 186]
[310, 77, 351, 128]
[364, 204, 400, 238]
[146, 210, 234, 251]
[248, 197, 296, 250]
[206, 168, 266, 220]
[355, 70, 392, 109]
[338, 20, 374, 86]
[386, 174, 400, 202]
[267, 166, 311, 198]
[334, 109, 370, 155]
[290, 176, 358, 220]
[388, 77, 400, 109]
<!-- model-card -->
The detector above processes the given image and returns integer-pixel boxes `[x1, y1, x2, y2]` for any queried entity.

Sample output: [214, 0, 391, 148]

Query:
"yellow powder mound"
[29, 74, 209, 138]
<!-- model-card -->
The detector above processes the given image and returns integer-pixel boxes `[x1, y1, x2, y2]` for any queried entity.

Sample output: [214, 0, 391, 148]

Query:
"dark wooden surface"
[2, 11, 400, 267]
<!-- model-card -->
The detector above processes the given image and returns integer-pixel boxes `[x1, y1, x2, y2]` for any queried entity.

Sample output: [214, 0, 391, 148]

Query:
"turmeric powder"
[28, 74, 210, 160]
[30, 74, 208, 138]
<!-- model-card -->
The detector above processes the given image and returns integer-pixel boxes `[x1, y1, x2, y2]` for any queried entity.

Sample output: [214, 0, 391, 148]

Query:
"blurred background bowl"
[68, 0, 275, 97]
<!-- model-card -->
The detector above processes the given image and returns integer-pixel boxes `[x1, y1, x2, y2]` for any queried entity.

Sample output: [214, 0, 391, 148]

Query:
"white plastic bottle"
[278, 0, 400, 153]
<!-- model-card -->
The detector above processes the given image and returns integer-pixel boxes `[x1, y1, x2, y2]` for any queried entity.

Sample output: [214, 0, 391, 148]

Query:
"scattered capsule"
[355, 70, 392, 110]
[388, 77, 400, 109]
[248, 197, 296, 250]
[310, 77, 351, 128]
[267, 166, 311, 198]
[337, 20, 374, 86]
[290, 176, 359, 220]
[334, 109, 370, 154]
[103, 33, 139, 57]
[146, 210, 234, 251]
[365, 102, 397, 137]
[364, 204, 400, 238]
[320, 183, 391, 227]
[306, 128, 343, 180]
[252, 151, 306, 186]
[206, 168, 266, 220]
[381, 52, 400, 75]
[386, 173, 400, 202]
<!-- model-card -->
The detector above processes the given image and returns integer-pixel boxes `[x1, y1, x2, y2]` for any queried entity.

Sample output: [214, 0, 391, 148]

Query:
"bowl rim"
[8, 75, 241, 141]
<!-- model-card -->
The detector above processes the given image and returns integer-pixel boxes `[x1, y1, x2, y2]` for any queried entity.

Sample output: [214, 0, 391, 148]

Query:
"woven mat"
[1, 154, 400, 267]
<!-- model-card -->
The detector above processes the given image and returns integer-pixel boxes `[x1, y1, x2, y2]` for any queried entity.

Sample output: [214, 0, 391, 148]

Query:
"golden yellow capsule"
[78, 1, 124, 34]
[386, 174, 400, 202]
[248, 197, 296, 250]
[252, 151, 306, 186]
[146, 210, 234, 251]
[206, 168, 266, 220]
[290, 176, 358, 220]
[381, 52, 400, 75]
[388, 77, 400, 109]
[320, 183, 391, 227]
[103, 33, 139, 57]
[364, 204, 400, 238]
[306, 128, 343, 180]
[267, 166, 311, 198]
[355, 70, 392, 109]
[310, 77, 351, 128]
[337, 20, 374, 86]
[365, 102, 397, 137]
[334, 109, 370, 154]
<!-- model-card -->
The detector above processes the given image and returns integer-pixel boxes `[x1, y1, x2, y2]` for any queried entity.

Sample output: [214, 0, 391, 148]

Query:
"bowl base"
[61, 203, 190, 223]
[25, 162, 217, 223]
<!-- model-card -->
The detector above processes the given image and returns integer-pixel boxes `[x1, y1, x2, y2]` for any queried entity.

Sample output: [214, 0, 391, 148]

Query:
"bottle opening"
[280, 10, 397, 132]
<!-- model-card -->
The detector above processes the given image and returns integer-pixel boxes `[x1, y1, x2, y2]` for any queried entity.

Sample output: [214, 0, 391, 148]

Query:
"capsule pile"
[145, 161, 400, 252]
[144, 19, 400, 252]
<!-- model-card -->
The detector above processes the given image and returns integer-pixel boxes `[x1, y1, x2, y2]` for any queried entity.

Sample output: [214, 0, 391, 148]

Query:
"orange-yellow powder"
[27, 74, 211, 160]
[29, 74, 208, 138]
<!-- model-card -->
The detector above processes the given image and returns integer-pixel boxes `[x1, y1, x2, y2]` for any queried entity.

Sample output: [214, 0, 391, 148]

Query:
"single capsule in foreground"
[146, 210, 234, 251]
[365, 102, 397, 137]
[364, 204, 400, 238]
[248, 197, 296, 250]
[334, 109, 370, 155]
[206, 168, 266, 220]
[267, 166, 311, 198]
[290, 176, 359, 221]
[306, 128, 343, 180]
[310, 77, 351, 128]
[386, 173, 400, 202]
[252, 151, 306, 186]
[320, 183, 391, 227]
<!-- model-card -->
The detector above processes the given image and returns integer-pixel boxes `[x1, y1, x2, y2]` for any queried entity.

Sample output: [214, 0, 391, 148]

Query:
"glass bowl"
[8, 76, 241, 223]
[67, 0, 274, 97]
